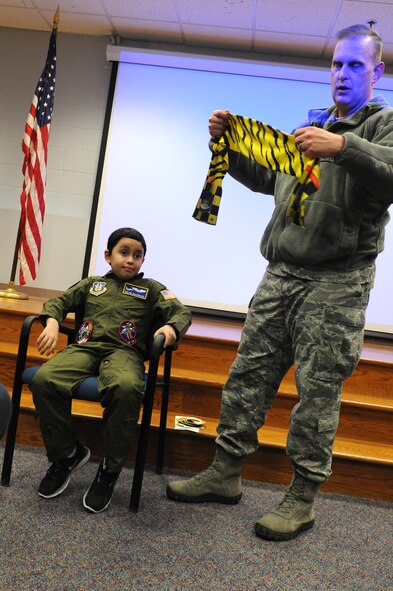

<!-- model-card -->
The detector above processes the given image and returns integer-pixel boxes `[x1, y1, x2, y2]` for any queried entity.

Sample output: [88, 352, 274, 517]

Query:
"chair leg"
[1, 381, 23, 487]
[156, 348, 172, 474]
[129, 358, 159, 513]
[1, 314, 39, 486]
[129, 410, 151, 513]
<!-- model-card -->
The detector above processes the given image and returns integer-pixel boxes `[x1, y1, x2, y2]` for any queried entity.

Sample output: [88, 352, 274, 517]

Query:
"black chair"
[0, 313, 174, 512]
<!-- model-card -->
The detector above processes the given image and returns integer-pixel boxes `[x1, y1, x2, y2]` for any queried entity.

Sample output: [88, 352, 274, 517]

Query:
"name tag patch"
[123, 283, 148, 299]
[90, 282, 107, 297]
[119, 321, 137, 347]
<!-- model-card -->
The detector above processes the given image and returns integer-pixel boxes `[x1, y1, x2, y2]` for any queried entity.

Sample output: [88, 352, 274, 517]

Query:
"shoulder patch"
[160, 289, 177, 300]
[123, 283, 149, 299]
[89, 282, 107, 296]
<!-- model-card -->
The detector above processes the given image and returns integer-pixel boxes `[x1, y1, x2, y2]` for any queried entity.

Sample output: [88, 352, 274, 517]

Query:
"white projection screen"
[88, 45, 393, 337]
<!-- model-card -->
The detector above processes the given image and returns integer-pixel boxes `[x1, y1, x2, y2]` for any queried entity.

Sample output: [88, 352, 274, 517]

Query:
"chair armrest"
[149, 333, 180, 362]
[19, 314, 45, 352]
[58, 322, 75, 338]
[58, 320, 75, 345]
[150, 333, 165, 361]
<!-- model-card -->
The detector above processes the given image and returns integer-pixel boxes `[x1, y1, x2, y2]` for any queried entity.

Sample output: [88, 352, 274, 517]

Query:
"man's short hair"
[336, 24, 383, 62]
[107, 227, 147, 255]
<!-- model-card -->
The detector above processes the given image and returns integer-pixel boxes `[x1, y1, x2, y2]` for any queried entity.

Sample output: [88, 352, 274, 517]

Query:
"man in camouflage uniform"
[167, 25, 393, 540]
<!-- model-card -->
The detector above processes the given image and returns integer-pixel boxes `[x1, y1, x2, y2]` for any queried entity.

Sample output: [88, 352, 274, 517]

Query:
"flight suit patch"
[123, 283, 148, 299]
[119, 321, 137, 347]
[90, 282, 107, 296]
[160, 289, 177, 300]
[76, 320, 93, 344]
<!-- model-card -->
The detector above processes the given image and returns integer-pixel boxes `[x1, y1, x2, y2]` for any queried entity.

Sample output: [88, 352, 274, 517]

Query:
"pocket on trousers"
[312, 305, 365, 383]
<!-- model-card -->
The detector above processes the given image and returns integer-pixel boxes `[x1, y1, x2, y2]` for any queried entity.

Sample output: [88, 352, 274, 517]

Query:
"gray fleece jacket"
[227, 98, 393, 272]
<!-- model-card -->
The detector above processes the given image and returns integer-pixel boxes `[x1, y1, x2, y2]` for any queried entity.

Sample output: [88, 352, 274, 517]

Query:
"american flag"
[18, 24, 57, 285]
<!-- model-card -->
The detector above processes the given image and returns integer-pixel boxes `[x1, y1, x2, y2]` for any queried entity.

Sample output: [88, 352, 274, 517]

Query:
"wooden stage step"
[0, 287, 392, 502]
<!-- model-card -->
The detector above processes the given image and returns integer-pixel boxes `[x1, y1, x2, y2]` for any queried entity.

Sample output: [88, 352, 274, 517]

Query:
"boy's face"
[104, 238, 145, 281]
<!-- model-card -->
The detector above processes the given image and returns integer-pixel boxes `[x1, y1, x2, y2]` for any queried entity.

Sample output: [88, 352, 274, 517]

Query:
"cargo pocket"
[312, 304, 365, 383]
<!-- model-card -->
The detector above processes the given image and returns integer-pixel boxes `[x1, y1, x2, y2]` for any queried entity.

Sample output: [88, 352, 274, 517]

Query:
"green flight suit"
[30, 271, 191, 472]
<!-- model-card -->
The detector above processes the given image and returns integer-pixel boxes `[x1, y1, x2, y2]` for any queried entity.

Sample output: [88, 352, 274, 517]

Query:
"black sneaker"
[83, 459, 119, 513]
[38, 441, 91, 499]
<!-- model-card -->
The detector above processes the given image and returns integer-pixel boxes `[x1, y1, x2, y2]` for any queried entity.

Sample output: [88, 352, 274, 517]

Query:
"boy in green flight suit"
[30, 227, 191, 513]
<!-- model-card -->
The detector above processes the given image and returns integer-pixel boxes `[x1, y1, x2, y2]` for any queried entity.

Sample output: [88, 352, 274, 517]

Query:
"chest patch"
[123, 283, 148, 299]
[89, 282, 107, 297]
[76, 320, 94, 344]
[119, 321, 137, 347]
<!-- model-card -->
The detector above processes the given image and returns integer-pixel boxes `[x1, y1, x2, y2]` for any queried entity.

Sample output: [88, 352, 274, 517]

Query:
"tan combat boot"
[166, 446, 244, 504]
[255, 472, 319, 541]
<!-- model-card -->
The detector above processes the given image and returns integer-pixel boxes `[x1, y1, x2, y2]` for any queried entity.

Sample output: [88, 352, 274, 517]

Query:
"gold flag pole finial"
[53, 6, 60, 29]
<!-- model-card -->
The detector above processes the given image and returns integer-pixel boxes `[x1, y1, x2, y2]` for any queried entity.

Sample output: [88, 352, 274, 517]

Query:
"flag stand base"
[0, 281, 29, 300]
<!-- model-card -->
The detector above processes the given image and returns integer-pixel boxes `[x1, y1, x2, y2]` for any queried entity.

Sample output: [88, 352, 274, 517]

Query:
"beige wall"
[0, 28, 111, 290]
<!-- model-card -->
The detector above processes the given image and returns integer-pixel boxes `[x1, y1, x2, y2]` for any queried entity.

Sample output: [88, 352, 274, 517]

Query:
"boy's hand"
[36, 318, 59, 356]
[154, 325, 177, 348]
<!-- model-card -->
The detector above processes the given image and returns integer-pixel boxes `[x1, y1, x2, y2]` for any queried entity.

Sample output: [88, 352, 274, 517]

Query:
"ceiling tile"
[101, 0, 178, 21]
[178, 0, 253, 28]
[347, 0, 393, 5]
[334, 1, 393, 45]
[183, 23, 252, 50]
[34, 0, 106, 15]
[255, 0, 337, 35]
[254, 31, 327, 59]
[114, 18, 182, 43]
[0, 6, 49, 30]
[0, 0, 34, 6]
[40, 10, 112, 36]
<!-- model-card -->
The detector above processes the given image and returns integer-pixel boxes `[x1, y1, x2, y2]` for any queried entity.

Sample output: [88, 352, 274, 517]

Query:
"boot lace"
[275, 482, 306, 515]
[192, 465, 220, 483]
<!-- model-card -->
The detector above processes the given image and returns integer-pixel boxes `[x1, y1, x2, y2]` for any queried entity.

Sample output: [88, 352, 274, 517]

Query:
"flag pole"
[0, 7, 59, 300]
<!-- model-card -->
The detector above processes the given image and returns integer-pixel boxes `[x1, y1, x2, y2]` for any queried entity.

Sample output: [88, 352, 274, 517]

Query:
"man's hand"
[154, 325, 177, 348]
[208, 109, 230, 138]
[36, 317, 59, 356]
[294, 127, 345, 158]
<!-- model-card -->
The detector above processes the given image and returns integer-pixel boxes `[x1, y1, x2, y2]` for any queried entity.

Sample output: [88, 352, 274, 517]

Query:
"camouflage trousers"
[216, 266, 373, 482]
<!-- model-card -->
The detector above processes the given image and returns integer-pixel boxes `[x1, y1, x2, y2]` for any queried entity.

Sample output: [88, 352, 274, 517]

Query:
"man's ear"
[372, 61, 385, 84]
[104, 249, 110, 263]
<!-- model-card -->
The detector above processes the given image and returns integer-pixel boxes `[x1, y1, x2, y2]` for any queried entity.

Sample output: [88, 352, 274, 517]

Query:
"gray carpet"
[0, 444, 392, 591]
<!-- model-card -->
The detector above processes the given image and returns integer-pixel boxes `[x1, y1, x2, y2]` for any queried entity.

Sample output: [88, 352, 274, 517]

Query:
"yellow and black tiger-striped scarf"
[192, 114, 320, 227]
